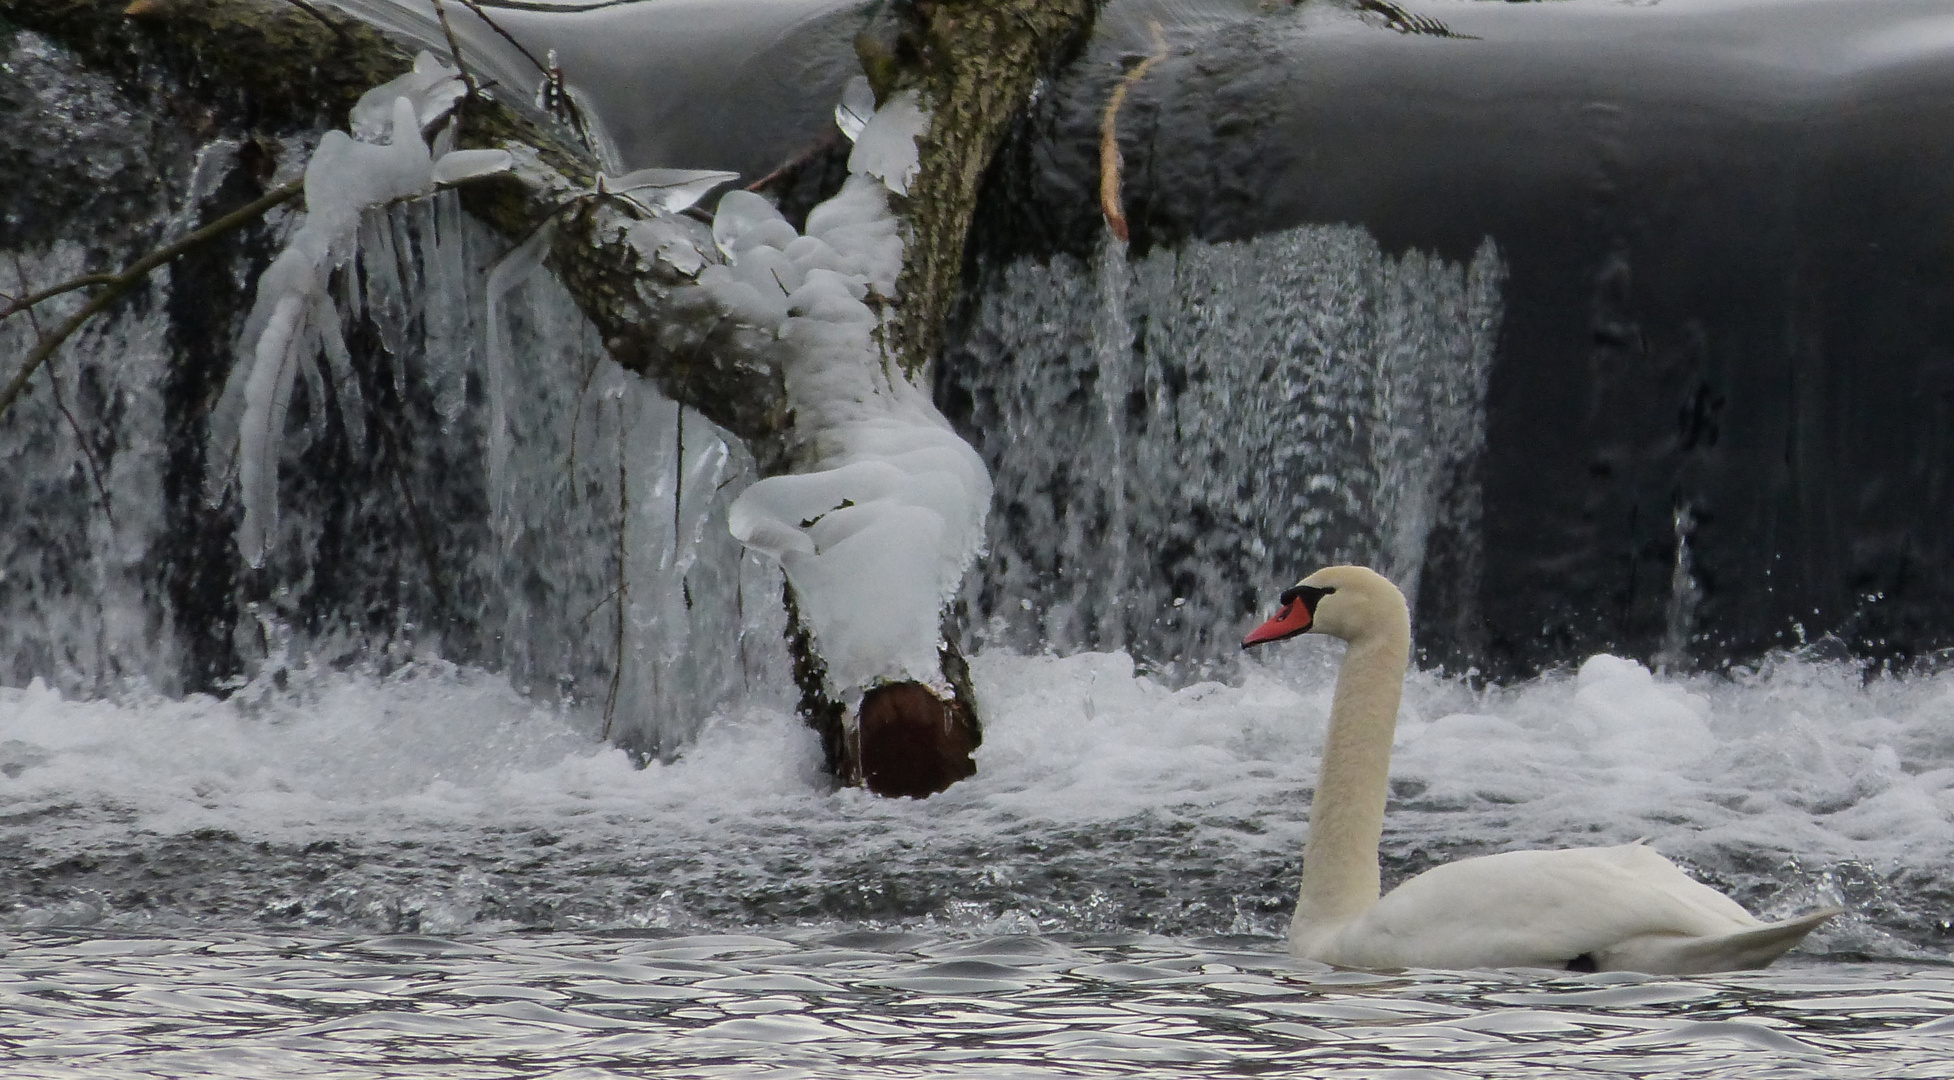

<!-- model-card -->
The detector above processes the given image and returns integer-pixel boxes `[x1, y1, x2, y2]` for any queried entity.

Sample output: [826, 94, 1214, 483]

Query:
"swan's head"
[1242, 565, 1408, 647]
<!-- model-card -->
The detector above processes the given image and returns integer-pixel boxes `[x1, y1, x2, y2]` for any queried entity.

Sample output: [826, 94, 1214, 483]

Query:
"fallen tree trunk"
[1, 0, 792, 458]
[1, 0, 1102, 796]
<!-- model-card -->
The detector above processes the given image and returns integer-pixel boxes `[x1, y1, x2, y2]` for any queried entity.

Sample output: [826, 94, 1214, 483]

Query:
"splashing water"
[947, 223, 1504, 683]
[2, 642, 1947, 957]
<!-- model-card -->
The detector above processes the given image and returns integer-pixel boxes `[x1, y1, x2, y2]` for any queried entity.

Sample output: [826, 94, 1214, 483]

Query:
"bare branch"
[432, 0, 482, 100]
[745, 129, 845, 194]
[281, 0, 357, 50]
[9, 253, 116, 524]
[457, 0, 551, 80]
[0, 179, 304, 422]
[2, 273, 121, 322]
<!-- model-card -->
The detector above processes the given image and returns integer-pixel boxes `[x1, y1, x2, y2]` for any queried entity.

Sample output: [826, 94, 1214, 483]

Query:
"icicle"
[234, 293, 307, 565]
[313, 291, 366, 455]
[484, 222, 556, 526]
[208, 51, 512, 562]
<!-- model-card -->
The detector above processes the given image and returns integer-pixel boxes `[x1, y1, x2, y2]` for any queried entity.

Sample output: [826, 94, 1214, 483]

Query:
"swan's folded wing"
[1597, 906, 1843, 974]
[1319, 844, 1780, 972]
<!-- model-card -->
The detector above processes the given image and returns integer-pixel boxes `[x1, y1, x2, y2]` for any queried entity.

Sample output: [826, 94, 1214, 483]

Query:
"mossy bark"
[7, 0, 1106, 792]
[0, 0, 789, 456]
[886, 0, 1102, 374]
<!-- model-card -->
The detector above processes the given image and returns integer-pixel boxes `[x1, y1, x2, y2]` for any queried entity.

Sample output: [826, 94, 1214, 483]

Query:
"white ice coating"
[845, 89, 927, 197]
[595, 167, 740, 218]
[206, 52, 512, 566]
[706, 91, 991, 695]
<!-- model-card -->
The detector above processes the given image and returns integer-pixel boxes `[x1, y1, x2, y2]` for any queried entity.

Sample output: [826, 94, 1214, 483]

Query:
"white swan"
[1242, 565, 1841, 974]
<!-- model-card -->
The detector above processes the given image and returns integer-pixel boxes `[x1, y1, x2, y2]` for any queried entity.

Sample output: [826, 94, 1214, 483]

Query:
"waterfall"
[947, 224, 1505, 681]
[1091, 233, 1137, 649]
[1655, 503, 1704, 675]
[0, 138, 787, 754]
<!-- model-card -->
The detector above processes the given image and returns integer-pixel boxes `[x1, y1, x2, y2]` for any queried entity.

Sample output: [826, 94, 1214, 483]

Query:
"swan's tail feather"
[1602, 907, 1843, 974]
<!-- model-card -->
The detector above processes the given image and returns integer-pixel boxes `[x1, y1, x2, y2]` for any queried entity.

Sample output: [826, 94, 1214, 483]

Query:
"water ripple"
[2, 929, 1949, 1078]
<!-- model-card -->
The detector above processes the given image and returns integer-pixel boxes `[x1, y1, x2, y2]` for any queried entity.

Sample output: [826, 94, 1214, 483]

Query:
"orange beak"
[1243, 598, 1312, 648]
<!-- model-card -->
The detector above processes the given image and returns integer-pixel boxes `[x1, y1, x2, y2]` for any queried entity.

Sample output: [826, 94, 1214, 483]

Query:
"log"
[0, 0, 792, 462]
[2, 0, 1106, 794]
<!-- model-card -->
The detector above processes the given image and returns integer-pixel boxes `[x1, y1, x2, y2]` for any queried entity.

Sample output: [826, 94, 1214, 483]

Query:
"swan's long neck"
[1295, 619, 1410, 928]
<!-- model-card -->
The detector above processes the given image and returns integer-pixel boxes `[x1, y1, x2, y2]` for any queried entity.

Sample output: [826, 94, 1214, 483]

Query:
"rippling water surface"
[3, 930, 1952, 1078]
[4, 645, 1954, 1072]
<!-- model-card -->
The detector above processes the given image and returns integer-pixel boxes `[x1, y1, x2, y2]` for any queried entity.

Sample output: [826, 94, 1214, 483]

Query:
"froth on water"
[1, 644, 1948, 961]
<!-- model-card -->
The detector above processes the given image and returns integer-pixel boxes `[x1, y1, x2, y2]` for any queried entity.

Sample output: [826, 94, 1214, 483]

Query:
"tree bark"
[886, 0, 1102, 375]
[2, 0, 1104, 794]
[1, 0, 794, 459]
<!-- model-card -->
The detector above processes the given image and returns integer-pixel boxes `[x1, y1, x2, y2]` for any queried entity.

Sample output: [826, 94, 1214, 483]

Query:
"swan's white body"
[1251, 566, 1840, 974]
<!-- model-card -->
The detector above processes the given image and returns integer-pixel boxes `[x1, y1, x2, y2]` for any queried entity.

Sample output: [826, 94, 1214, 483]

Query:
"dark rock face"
[943, 0, 1954, 679]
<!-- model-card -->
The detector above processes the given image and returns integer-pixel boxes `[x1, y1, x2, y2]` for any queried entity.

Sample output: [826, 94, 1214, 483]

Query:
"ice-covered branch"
[206, 53, 513, 565]
[0, 180, 303, 424]
[703, 87, 991, 768]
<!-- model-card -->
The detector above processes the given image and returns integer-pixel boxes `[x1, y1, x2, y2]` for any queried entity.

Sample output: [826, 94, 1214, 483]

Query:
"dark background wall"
[946, 0, 1954, 677]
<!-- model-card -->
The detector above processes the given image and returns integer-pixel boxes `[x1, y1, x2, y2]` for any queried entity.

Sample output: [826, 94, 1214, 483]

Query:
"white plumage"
[1244, 565, 1841, 973]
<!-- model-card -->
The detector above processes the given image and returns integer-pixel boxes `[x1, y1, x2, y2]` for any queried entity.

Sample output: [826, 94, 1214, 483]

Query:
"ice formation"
[845, 89, 927, 197]
[710, 89, 992, 696]
[206, 52, 512, 565]
[593, 167, 739, 218]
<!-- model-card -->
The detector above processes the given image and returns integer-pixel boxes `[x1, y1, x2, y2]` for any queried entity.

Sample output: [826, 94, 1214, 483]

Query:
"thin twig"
[1, 274, 120, 321]
[45, 355, 116, 527]
[372, 408, 452, 623]
[577, 583, 626, 626]
[456, 0, 552, 79]
[465, 0, 642, 13]
[565, 340, 602, 476]
[432, 0, 482, 100]
[10, 254, 115, 525]
[1354, 0, 1472, 38]
[601, 402, 628, 741]
[0, 179, 304, 423]
[283, 0, 357, 50]
[673, 401, 683, 546]
[744, 128, 844, 193]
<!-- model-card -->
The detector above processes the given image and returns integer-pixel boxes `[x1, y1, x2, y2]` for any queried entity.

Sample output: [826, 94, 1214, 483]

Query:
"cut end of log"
[856, 681, 979, 798]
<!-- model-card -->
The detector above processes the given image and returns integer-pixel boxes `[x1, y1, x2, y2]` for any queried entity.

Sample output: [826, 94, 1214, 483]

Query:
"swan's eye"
[1279, 584, 1334, 606]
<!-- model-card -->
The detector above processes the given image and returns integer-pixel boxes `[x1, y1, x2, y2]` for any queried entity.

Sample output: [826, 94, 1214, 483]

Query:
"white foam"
[5, 648, 1949, 909]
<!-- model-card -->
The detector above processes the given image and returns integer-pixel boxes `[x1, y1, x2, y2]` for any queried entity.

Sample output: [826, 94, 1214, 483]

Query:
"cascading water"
[5, 2, 1954, 1074]
[947, 223, 1503, 682]
[0, 32, 787, 754]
